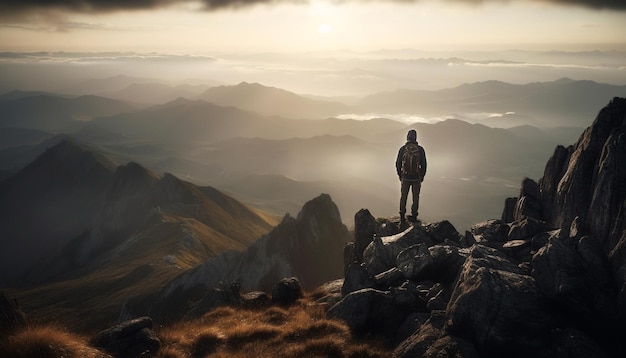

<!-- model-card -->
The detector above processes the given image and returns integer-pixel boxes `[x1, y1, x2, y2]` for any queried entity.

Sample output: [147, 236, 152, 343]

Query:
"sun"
[318, 23, 333, 35]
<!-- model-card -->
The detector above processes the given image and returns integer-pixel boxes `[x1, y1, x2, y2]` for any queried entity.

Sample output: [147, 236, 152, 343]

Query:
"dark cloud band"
[0, 0, 624, 16]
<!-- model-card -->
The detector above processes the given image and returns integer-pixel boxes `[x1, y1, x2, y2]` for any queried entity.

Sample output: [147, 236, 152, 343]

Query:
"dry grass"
[0, 295, 392, 358]
[0, 325, 109, 358]
[156, 296, 392, 358]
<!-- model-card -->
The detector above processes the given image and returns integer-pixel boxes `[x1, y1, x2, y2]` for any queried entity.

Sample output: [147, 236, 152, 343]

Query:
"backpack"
[401, 143, 422, 177]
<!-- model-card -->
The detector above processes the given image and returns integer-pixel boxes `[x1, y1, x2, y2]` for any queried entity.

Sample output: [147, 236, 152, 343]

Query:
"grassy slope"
[1, 294, 392, 358]
[8, 205, 280, 332]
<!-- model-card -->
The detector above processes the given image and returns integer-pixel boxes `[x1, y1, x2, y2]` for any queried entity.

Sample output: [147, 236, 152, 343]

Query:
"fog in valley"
[2, 49, 624, 231]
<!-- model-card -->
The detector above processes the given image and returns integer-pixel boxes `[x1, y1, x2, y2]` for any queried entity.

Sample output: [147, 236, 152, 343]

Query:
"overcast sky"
[0, 0, 624, 53]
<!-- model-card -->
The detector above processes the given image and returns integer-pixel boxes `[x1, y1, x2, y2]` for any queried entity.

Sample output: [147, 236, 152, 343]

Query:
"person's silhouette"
[396, 129, 427, 224]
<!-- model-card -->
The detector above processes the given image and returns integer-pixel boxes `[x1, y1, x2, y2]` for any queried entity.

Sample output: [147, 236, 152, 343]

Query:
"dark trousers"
[400, 179, 421, 217]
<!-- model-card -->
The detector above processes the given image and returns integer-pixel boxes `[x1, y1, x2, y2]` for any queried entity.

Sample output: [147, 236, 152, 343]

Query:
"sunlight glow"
[318, 23, 333, 34]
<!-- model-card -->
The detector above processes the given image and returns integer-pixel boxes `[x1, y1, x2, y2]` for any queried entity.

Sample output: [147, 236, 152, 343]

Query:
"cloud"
[0, 0, 624, 20]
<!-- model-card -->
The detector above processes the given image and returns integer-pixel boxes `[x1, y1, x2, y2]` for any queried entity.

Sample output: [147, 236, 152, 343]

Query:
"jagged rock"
[362, 225, 426, 276]
[461, 231, 478, 247]
[353, 209, 377, 263]
[343, 241, 354, 274]
[232, 194, 350, 292]
[531, 235, 618, 326]
[513, 177, 543, 221]
[0, 292, 27, 336]
[537, 98, 626, 297]
[271, 277, 303, 306]
[532, 229, 563, 250]
[390, 280, 427, 311]
[539, 144, 571, 223]
[470, 219, 509, 243]
[508, 217, 554, 241]
[426, 284, 451, 311]
[90, 316, 160, 358]
[342, 262, 376, 296]
[377, 217, 401, 237]
[312, 279, 344, 308]
[395, 311, 479, 358]
[446, 248, 556, 357]
[501, 197, 517, 223]
[464, 244, 526, 274]
[396, 244, 466, 283]
[374, 267, 405, 289]
[501, 239, 532, 261]
[327, 288, 405, 338]
[424, 220, 463, 246]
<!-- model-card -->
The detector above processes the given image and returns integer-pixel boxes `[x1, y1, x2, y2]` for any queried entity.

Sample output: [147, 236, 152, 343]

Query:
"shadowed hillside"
[0, 139, 279, 330]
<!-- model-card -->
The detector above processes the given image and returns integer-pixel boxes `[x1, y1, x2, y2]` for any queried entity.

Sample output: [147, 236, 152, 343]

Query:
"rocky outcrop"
[229, 193, 350, 292]
[329, 97, 626, 358]
[148, 194, 350, 322]
[90, 316, 160, 358]
[536, 97, 626, 298]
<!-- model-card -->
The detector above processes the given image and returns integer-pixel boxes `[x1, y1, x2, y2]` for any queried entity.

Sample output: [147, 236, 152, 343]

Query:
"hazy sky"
[0, 0, 625, 53]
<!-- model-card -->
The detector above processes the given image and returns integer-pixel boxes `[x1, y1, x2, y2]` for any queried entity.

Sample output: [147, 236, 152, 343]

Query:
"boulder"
[271, 277, 303, 306]
[353, 209, 377, 263]
[312, 279, 344, 308]
[470, 220, 510, 243]
[396, 244, 466, 283]
[423, 221, 463, 245]
[342, 262, 376, 296]
[501, 197, 517, 223]
[240, 291, 270, 307]
[90, 316, 160, 358]
[391, 280, 427, 311]
[513, 177, 543, 221]
[508, 217, 554, 241]
[395, 311, 479, 358]
[446, 247, 555, 356]
[327, 288, 405, 338]
[531, 235, 618, 326]
[363, 225, 424, 275]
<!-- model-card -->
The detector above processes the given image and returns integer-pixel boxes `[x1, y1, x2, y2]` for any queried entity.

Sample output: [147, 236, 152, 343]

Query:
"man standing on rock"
[396, 129, 427, 224]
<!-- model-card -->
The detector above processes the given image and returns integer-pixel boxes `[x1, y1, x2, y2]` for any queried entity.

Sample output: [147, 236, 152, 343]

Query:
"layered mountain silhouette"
[0, 92, 136, 131]
[0, 139, 280, 328]
[198, 81, 350, 119]
[0, 89, 583, 230]
[359, 78, 626, 127]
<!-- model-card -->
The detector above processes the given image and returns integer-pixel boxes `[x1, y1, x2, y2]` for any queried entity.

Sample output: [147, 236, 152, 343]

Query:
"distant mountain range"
[3, 78, 622, 132]
[198, 82, 351, 119]
[358, 78, 626, 127]
[0, 85, 585, 230]
[0, 91, 136, 131]
[0, 140, 280, 329]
